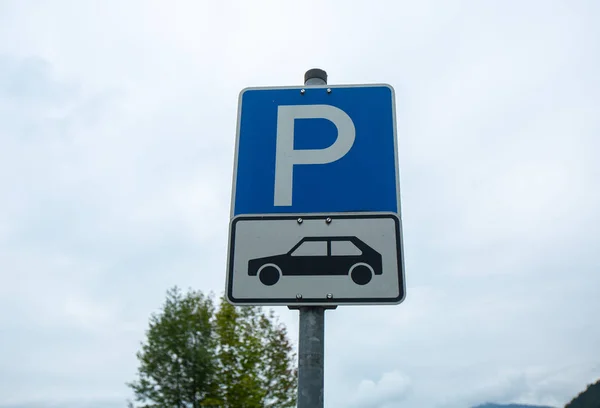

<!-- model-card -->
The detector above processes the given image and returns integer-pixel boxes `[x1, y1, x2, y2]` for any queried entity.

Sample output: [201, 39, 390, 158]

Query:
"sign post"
[295, 68, 328, 408]
[226, 68, 405, 408]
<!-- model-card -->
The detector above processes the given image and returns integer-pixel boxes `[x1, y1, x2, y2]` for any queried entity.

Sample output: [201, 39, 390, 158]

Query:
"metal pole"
[295, 68, 328, 408]
[297, 306, 325, 408]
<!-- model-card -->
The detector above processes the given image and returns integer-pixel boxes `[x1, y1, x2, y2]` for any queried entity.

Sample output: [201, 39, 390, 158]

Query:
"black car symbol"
[248, 236, 382, 286]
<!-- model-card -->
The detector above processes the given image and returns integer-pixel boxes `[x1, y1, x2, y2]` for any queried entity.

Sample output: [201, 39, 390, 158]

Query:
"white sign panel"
[227, 214, 404, 305]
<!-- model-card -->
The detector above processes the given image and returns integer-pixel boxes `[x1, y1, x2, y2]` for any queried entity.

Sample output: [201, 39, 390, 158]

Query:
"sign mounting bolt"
[296, 294, 303, 300]
[297, 217, 303, 224]
[326, 217, 332, 224]
[327, 88, 332, 93]
[326, 293, 333, 299]
[300, 89, 306, 94]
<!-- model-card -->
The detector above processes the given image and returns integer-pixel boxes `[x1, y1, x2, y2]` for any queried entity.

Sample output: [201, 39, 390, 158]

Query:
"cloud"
[0, 1, 599, 407]
[346, 370, 412, 408]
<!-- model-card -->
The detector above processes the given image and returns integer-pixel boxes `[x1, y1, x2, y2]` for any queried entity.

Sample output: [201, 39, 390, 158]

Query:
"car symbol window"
[290, 240, 327, 256]
[331, 240, 363, 256]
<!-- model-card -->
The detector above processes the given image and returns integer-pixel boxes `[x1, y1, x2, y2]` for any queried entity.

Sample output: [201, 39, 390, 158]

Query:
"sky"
[0, 0, 599, 407]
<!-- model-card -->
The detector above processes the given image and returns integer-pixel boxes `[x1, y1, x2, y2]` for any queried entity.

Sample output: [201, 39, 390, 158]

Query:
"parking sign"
[226, 84, 405, 306]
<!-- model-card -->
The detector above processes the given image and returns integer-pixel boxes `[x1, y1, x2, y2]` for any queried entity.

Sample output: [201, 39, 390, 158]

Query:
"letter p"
[274, 104, 356, 206]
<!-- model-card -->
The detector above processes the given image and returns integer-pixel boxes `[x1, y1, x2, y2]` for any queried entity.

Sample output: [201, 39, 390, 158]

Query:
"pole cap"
[304, 68, 328, 85]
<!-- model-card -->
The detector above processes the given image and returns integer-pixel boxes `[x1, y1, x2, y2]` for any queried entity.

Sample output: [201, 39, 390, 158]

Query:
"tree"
[127, 287, 218, 407]
[128, 287, 297, 408]
[214, 301, 297, 408]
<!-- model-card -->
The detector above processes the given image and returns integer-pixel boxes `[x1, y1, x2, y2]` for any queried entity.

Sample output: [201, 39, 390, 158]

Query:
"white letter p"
[274, 104, 356, 206]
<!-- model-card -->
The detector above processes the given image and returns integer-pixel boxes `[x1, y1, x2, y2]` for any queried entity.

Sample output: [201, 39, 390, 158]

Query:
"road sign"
[228, 214, 403, 304]
[226, 84, 404, 306]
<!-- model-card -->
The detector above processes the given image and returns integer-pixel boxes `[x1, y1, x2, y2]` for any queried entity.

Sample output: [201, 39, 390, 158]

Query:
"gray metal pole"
[295, 68, 328, 408]
[297, 306, 325, 408]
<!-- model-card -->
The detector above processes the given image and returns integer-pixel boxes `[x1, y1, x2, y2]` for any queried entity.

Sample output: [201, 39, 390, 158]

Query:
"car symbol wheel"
[258, 264, 281, 286]
[349, 263, 374, 285]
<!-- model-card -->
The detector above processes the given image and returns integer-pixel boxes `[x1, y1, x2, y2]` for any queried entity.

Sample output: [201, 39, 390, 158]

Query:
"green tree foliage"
[565, 378, 600, 408]
[214, 301, 297, 408]
[128, 287, 296, 408]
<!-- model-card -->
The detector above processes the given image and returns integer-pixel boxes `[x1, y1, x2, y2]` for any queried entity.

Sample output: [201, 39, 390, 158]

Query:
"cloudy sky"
[1, 1, 599, 407]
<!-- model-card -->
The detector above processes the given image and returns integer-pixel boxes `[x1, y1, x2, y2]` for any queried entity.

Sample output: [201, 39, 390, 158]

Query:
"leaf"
[128, 288, 297, 408]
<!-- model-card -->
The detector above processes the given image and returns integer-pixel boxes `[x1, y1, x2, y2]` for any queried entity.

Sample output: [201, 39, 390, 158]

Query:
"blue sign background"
[233, 85, 398, 216]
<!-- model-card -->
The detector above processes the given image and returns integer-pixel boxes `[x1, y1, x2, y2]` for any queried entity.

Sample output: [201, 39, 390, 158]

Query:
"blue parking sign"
[231, 84, 400, 217]
[227, 83, 405, 306]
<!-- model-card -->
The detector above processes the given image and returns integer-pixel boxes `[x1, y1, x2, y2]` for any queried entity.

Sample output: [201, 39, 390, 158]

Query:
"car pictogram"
[248, 236, 382, 286]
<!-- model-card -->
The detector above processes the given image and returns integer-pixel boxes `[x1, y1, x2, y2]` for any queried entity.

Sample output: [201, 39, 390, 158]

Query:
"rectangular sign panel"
[227, 214, 404, 305]
[231, 84, 400, 216]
